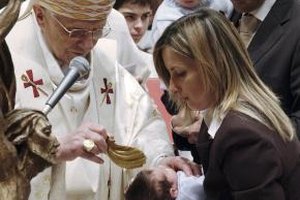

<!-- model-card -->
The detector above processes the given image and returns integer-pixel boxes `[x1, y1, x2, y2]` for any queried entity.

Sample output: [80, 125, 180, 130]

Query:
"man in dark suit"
[231, 0, 300, 138]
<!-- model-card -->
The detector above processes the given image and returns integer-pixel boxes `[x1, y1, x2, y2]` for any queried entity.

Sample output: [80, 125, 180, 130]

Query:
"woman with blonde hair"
[153, 8, 300, 200]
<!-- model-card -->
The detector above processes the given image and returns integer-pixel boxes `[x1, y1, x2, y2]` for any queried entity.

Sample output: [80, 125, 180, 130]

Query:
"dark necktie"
[196, 121, 212, 173]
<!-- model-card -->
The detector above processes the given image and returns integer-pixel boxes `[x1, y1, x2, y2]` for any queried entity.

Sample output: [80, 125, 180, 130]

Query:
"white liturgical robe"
[6, 12, 174, 200]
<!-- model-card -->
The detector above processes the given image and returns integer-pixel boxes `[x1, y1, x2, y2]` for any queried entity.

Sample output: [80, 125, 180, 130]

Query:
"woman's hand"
[172, 109, 203, 144]
[159, 156, 202, 176]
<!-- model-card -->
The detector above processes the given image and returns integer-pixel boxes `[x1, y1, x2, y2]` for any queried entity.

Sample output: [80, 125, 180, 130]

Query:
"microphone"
[43, 56, 90, 115]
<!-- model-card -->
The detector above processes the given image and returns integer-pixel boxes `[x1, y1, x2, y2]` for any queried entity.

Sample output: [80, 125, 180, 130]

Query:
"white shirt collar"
[201, 109, 226, 139]
[250, 0, 276, 22]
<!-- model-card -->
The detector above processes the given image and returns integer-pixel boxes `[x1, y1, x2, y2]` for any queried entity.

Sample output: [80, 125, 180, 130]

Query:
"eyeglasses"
[50, 14, 111, 40]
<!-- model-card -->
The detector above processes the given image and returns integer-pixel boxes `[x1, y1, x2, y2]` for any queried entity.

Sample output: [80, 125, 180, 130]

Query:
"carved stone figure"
[0, 0, 59, 199]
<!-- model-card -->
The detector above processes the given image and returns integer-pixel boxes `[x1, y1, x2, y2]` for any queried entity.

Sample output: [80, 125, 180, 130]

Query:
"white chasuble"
[7, 12, 174, 200]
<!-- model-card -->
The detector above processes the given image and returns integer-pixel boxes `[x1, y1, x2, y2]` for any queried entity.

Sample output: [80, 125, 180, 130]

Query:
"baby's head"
[125, 166, 178, 200]
[175, 0, 202, 9]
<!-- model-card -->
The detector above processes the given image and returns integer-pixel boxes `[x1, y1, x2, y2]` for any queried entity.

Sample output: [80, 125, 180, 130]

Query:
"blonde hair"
[153, 8, 294, 140]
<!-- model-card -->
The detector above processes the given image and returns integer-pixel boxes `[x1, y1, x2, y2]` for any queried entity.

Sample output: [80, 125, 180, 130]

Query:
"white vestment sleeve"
[105, 9, 152, 84]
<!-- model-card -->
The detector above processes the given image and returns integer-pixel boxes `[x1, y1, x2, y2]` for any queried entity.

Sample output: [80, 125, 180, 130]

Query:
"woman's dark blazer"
[196, 111, 300, 200]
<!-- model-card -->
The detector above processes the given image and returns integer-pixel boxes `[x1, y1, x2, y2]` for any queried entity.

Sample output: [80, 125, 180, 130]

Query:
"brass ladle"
[106, 137, 146, 169]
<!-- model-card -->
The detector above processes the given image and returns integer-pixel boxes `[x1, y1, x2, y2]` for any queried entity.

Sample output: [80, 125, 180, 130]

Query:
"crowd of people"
[2, 0, 300, 199]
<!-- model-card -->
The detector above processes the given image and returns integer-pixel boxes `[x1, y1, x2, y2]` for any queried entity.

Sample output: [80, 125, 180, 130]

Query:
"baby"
[125, 166, 205, 200]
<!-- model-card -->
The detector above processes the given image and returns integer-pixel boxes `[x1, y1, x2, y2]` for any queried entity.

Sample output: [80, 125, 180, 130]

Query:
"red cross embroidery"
[22, 69, 44, 98]
[101, 78, 113, 104]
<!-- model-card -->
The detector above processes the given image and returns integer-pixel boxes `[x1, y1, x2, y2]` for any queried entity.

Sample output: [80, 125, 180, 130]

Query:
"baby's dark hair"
[124, 170, 174, 200]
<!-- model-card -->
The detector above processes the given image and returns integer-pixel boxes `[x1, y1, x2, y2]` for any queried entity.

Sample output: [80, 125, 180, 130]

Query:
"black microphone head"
[69, 56, 90, 78]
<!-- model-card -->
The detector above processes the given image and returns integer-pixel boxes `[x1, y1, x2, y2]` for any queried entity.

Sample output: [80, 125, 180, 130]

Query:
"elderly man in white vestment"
[17, 0, 153, 85]
[4, 0, 202, 199]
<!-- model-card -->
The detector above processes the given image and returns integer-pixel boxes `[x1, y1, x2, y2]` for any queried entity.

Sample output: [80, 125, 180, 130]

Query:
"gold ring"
[83, 139, 95, 152]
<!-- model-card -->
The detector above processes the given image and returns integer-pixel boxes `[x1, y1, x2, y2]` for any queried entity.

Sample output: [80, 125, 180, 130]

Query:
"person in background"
[114, 0, 153, 52]
[230, 0, 300, 138]
[154, 9, 300, 199]
[125, 166, 205, 200]
[151, 0, 233, 46]
[113, 0, 175, 140]
[151, 0, 205, 47]
[6, 0, 200, 199]
[150, 0, 163, 22]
